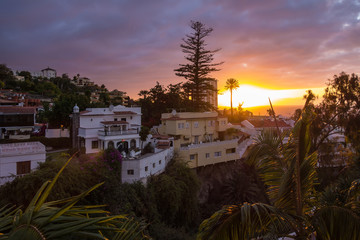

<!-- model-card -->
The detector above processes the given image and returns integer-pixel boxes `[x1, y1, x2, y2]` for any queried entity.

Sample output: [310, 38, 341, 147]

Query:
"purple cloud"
[1, 0, 359, 97]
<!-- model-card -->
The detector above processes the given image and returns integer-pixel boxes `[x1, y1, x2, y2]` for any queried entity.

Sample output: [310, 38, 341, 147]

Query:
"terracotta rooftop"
[114, 111, 137, 115]
[152, 134, 172, 140]
[161, 116, 217, 120]
[0, 99, 17, 104]
[0, 106, 36, 114]
[80, 110, 91, 115]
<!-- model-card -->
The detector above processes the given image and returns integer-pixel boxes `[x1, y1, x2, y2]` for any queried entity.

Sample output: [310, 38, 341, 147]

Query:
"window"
[194, 121, 199, 128]
[194, 136, 199, 144]
[226, 148, 236, 154]
[145, 166, 148, 171]
[127, 169, 134, 175]
[205, 153, 210, 158]
[185, 122, 189, 128]
[190, 154, 197, 160]
[92, 140, 99, 149]
[159, 160, 162, 164]
[121, 118, 126, 121]
[153, 163, 156, 168]
[17, 161, 31, 175]
[208, 134, 213, 142]
[208, 120, 214, 127]
[178, 123, 185, 129]
[214, 151, 222, 157]
[114, 118, 118, 121]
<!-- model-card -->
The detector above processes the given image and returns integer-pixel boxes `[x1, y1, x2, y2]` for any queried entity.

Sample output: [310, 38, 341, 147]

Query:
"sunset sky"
[1, 0, 359, 107]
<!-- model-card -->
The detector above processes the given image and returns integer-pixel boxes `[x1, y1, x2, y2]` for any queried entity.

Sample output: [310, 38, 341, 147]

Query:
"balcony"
[98, 129, 138, 136]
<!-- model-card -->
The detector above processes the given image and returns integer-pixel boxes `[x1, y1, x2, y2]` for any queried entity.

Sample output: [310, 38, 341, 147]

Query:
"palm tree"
[0, 154, 148, 240]
[224, 78, 239, 117]
[197, 102, 360, 240]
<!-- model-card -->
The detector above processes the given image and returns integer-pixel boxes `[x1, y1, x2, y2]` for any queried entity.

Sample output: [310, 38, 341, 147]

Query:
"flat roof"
[0, 142, 46, 157]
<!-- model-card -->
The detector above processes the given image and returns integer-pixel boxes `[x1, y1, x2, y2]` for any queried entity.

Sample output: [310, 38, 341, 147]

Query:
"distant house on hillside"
[41, 67, 57, 78]
[247, 118, 292, 135]
[0, 106, 36, 140]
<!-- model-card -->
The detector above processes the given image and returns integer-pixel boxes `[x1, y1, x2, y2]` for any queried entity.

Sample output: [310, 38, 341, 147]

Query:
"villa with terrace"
[71, 104, 173, 183]
[154, 110, 252, 168]
[73, 104, 142, 155]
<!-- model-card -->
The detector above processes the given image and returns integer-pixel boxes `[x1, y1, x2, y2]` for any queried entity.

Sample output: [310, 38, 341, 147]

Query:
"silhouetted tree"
[174, 21, 222, 111]
[306, 73, 360, 152]
[224, 78, 239, 117]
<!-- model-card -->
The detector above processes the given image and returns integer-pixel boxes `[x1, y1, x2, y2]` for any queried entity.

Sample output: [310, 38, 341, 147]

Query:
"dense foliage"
[197, 101, 360, 239]
[0, 154, 148, 240]
[296, 72, 360, 154]
[0, 154, 98, 207]
[137, 82, 191, 127]
[0, 149, 201, 239]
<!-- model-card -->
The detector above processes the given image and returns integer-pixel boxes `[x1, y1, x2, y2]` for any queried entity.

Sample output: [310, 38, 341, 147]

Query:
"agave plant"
[197, 103, 360, 240]
[0, 153, 148, 240]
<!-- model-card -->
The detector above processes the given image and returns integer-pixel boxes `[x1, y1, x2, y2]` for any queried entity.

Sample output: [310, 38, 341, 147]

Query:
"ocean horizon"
[243, 105, 302, 117]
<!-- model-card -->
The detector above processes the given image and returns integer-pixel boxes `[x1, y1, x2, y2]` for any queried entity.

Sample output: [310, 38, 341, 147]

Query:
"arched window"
[130, 139, 136, 149]
[108, 141, 114, 149]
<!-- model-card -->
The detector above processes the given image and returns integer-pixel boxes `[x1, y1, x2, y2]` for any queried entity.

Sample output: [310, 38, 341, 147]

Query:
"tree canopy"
[174, 21, 222, 111]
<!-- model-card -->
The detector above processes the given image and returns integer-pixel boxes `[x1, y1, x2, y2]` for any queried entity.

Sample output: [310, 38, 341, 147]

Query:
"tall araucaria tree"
[174, 21, 222, 112]
[224, 78, 239, 117]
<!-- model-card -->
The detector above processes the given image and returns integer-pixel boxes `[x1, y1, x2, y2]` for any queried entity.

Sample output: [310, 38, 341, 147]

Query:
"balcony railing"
[98, 129, 138, 136]
[180, 139, 238, 150]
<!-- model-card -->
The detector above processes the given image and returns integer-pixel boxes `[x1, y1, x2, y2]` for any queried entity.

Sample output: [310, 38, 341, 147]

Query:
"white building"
[76, 105, 142, 154]
[122, 147, 173, 183]
[0, 142, 46, 185]
[73, 105, 175, 183]
[41, 67, 57, 78]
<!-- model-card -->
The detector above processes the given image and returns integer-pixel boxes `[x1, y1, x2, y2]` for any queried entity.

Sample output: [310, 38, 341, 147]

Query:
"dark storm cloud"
[1, 0, 359, 96]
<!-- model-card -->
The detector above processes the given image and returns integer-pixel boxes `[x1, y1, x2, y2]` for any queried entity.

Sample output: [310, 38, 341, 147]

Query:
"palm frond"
[0, 153, 149, 240]
[312, 205, 360, 240]
[197, 202, 294, 240]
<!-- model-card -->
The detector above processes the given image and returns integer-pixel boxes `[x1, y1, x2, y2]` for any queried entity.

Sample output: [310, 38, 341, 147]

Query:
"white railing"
[180, 139, 238, 150]
[98, 129, 138, 136]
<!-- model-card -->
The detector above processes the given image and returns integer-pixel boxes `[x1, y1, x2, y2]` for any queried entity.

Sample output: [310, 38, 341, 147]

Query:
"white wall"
[45, 129, 70, 138]
[84, 138, 100, 154]
[122, 147, 173, 183]
[0, 142, 46, 185]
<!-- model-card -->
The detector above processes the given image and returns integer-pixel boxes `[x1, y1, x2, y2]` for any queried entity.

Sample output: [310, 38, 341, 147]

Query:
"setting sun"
[218, 85, 324, 108]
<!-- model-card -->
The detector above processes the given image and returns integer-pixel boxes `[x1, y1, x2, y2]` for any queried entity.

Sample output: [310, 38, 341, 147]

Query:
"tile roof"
[0, 106, 36, 114]
[152, 134, 172, 140]
[114, 111, 137, 115]
[80, 110, 91, 115]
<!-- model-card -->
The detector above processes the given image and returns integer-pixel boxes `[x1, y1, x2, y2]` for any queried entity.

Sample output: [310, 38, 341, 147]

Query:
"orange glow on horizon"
[218, 84, 324, 108]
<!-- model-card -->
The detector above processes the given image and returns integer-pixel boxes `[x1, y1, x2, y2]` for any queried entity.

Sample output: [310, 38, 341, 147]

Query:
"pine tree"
[174, 21, 222, 111]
